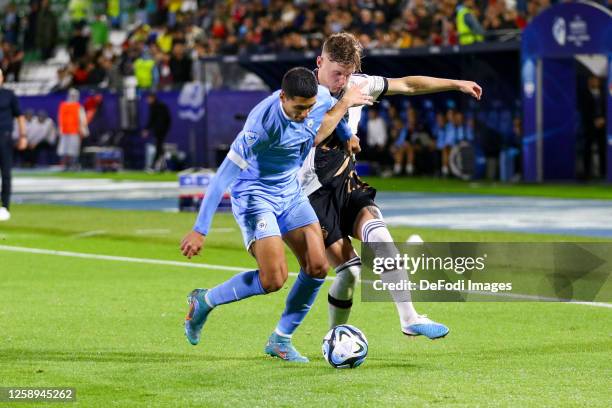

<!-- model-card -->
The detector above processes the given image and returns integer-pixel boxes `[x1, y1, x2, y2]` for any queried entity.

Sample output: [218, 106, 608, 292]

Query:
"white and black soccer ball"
[322, 324, 368, 369]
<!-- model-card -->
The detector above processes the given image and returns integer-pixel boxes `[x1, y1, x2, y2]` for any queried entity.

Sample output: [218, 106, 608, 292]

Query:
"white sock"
[361, 218, 418, 326]
[328, 257, 361, 329]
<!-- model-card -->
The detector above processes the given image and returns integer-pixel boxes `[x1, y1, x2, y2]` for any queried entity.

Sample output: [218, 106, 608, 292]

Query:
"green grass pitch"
[0, 204, 611, 407]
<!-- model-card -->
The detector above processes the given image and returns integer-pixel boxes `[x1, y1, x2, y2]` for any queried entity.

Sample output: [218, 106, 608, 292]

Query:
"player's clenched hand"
[455, 80, 482, 100]
[346, 135, 361, 155]
[343, 81, 374, 107]
[181, 230, 206, 259]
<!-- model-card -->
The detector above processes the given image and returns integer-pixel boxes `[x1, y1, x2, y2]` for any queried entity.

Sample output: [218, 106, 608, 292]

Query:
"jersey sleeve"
[193, 157, 242, 235]
[228, 112, 270, 169]
[349, 74, 388, 101]
[345, 75, 388, 134]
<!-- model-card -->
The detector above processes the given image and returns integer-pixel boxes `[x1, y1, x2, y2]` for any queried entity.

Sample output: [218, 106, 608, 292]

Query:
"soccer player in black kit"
[300, 33, 482, 338]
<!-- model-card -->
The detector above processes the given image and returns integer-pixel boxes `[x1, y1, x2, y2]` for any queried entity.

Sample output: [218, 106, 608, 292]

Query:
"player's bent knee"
[259, 270, 287, 292]
[305, 259, 329, 279]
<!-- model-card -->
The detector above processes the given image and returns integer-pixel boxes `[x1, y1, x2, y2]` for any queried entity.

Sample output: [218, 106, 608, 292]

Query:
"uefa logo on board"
[552, 17, 566, 46]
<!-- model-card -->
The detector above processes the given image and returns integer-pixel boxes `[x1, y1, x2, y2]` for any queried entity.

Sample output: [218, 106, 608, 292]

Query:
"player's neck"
[278, 101, 291, 121]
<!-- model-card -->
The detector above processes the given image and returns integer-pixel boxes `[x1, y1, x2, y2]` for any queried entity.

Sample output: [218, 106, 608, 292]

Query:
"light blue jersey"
[227, 86, 349, 199]
[193, 85, 351, 249]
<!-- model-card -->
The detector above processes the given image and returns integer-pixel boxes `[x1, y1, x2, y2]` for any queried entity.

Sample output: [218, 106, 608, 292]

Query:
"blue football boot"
[264, 332, 309, 363]
[402, 315, 449, 340]
[185, 289, 213, 345]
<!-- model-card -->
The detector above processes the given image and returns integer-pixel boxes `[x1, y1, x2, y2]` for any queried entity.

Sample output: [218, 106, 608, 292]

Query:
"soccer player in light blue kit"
[180, 67, 373, 362]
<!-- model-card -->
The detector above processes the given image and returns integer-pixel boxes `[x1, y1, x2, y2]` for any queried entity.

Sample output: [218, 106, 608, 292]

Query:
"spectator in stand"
[2, 3, 21, 46]
[169, 41, 193, 85]
[71, 60, 91, 86]
[21, 110, 56, 167]
[390, 117, 413, 176]
[411, 118, 438, 175]
[134, 51, 157, 89]
[68, 25, 90, 62]
[0, 41, 24, 82]
[433, 109, 452, 177]
[24, 1, 40, 52]
[365, 108, 389, 166]
[456, 0, 485, 45]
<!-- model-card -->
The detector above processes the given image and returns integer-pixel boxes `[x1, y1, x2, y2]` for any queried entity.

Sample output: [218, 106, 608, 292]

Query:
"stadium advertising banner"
[521, 1, 612, 181]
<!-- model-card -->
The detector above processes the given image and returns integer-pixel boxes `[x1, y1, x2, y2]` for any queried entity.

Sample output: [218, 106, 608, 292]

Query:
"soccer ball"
[322, 325, 368, 369]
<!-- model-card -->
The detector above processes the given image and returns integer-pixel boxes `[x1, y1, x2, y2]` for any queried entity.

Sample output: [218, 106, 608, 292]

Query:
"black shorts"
[308, 182, 377, 248]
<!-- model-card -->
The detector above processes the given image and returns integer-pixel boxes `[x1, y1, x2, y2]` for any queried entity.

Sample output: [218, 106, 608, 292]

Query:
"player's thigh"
[283, 222, 329, 278]
[326, 237, 359, 268]
[251, 235, 288, 292]
[308, 188, 344, 248]
[353, 205, 383, 241]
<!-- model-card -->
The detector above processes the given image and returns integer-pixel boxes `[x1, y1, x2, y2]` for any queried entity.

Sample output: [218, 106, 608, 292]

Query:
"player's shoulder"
[249, 91, 280, 122]
[349, 73, 372, 84]
[349, 73, 385, 85]
[317, 85, 332, 99]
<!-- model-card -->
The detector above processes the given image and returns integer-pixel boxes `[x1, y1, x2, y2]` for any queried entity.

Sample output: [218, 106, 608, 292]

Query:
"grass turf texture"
[1, 204, 611, 407]
[16, 171, 612, 200]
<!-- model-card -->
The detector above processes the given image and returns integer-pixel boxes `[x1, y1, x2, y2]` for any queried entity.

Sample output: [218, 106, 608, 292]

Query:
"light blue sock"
[206, 270, 266, 307]
[275, 269, 325, 337]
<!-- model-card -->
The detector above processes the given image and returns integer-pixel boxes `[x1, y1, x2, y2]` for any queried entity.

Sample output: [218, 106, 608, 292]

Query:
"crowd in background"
[3, 0, 609, 89]
[357, 96, 521, 178]
[1, 0, 608, 180]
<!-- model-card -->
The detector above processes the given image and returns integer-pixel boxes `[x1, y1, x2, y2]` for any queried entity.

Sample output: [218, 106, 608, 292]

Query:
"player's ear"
[316, 55, 322, 68]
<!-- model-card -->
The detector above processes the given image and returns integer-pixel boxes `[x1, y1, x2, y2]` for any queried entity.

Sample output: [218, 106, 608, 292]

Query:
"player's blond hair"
[322, 33, 363, 72]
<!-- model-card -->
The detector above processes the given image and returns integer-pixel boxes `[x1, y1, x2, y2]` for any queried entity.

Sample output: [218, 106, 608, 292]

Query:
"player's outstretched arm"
[181, 157, 242, 259]
[315, 82, 374, 145]
[386, 76, 482, 100]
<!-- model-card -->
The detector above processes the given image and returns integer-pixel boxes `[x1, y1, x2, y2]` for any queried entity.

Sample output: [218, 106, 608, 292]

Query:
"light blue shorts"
[231, 191, 319, 251]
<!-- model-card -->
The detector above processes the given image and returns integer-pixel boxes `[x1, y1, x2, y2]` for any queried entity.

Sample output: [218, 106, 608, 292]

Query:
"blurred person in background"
[456, 0, 485, 45]
[365, 108, 389, 168]
[13, 109, 35, 166]
[57, 88, 88, 170]
[581, 75, 607, 179]
[29, 110, 57, 166]
[36, 0, 59, 60]
[143, 93, 171, 172]
[390, 116, 413, 175]
[0, 68, 26, 221]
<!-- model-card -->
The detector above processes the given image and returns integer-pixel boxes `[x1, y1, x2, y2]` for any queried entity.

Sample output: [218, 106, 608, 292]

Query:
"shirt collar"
[279, 100, 292, 121]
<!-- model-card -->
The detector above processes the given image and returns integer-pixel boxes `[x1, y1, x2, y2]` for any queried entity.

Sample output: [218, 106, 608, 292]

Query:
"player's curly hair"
[322, 32, 363, 72]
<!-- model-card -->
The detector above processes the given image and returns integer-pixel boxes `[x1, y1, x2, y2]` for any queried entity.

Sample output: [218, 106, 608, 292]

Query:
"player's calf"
[328, 256, 361, 328]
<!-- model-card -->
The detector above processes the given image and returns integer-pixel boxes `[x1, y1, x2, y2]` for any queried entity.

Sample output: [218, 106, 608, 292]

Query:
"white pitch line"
[0, 244, 610, 309]
[134, 229, 172, 235]
[70, 230, 107, 238]
[0, 244, 247, 273]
